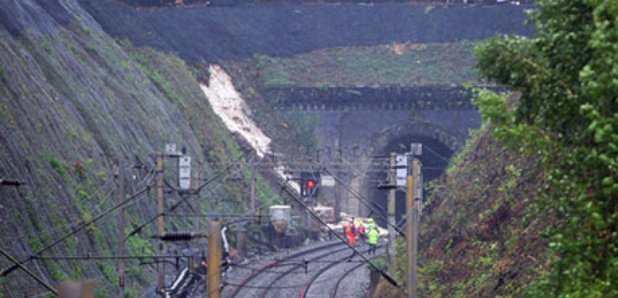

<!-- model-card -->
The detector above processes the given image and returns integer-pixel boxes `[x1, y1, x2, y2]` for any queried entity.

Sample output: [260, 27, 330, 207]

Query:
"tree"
[474, 0, 617, 296]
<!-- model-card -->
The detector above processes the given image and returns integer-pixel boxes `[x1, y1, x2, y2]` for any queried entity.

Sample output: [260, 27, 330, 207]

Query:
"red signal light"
[306, 180, 316, 189]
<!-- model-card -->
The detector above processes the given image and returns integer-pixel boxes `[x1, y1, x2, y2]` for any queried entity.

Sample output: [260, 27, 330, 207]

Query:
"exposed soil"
[200, 64, 272, 157]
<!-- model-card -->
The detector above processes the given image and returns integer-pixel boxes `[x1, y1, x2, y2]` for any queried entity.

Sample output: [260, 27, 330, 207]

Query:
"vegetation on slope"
[0, 2, 280, 296]
[424, 126, 547, 296]
[241, 42, 478, 88]
[372, 124, 546, 297]
[377, 0, 617, 297]
[473, 0, 617, 295]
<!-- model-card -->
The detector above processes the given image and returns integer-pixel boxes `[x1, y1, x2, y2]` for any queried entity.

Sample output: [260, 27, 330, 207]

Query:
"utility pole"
[405, 174, 416, 298]
[405, 144, 421, 298]
[387, 152, 397, 274]
[207, 220, 221, 298]
[236, 226, 247, 258]
[58, 281, 93, 298]
[250, 160, 256, 214]
[156, 153, 166, 291]
[193, 172, 201, 269]
[116, 164, 126, 298]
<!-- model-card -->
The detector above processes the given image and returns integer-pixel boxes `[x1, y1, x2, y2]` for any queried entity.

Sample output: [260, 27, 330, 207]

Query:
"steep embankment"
[417, 126, 546, 297]
[0, 0, 273, 296]
[373, 124, 547, 297]
[81, 0, 534, 62]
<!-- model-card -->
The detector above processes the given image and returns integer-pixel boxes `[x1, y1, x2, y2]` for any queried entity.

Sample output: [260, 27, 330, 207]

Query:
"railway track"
[225, 240, 387, 298]
[258, 246, 355, 298]
[329, 253, 379, 298]
[300, 245, 385, 298]
[226, 241, 345, 298]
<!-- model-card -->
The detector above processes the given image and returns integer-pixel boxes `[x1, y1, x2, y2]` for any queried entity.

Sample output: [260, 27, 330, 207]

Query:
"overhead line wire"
[0, 165, 155, 245]
[124, 159, 239, 241]
[0, 248, 57, 294]
[1, 184, 152, 277]
[322, 168, 406, 237]
[276, 180, 401, 288]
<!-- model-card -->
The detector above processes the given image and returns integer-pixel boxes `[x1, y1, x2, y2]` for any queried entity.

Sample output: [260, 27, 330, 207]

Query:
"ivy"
[474, 0, 618, 296]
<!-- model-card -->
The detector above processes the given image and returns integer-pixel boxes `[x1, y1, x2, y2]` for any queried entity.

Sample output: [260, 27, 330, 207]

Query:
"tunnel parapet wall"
[268, 85, 484, 111]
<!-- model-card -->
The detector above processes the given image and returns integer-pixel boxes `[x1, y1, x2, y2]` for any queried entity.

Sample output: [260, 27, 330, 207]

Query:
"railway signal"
[306, 179, 316, 190]
[300, 171, 320, 198]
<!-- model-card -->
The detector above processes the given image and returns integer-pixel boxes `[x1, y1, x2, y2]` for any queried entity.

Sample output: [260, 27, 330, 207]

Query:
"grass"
[46, 153, 67, 178]
[414, 127, 545, 297]
[247, 41, 478, 88]
[42, 41, 51, 53]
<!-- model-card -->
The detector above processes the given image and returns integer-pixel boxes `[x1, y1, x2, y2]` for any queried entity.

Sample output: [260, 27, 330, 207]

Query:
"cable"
[124, 161, 238, 241]
[276, 181, 401, 288]
[0, 174, 115, 243]
[223, 272, 361, 290]
[32, 254, 193, 261]
[230, 258, 369, 275]
[0, 166, 154, 244]
[322, 168, 406, 237]
[0, 248, 57, 294]
[423, 145, 451, 164]
[1, 185, 152, 277]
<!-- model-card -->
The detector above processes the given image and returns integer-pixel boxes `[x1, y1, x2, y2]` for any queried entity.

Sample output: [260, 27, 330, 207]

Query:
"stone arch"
[353, 120, 464, 225]
[368, 120, 464, 157]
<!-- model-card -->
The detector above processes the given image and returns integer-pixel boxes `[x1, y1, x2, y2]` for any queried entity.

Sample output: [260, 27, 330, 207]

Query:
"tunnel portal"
[365, 134, 453, 226]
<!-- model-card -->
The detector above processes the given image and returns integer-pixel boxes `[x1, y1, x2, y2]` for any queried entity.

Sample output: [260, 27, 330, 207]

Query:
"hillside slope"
[0, 0, 263, 295]
[229, 41, 478, 88]
[418, 126, 546, 296]
[373, 125, 547, 297]
[81, 0, 534, 62]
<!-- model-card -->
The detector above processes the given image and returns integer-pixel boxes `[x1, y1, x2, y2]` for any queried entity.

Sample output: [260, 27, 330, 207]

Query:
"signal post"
[405, 144, 422, 298]
[156, 153, 165, 291]
[207, 220, 221, 298]
[387, 153, 397, 273]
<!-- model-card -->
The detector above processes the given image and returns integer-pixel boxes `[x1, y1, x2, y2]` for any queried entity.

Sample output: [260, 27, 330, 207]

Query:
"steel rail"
[259, 246, 355, 298]
[277, 180, 400, 288]
[330, 255, 379, 298]
[300, 245, 384, 298]
[228, 241, 344, 298]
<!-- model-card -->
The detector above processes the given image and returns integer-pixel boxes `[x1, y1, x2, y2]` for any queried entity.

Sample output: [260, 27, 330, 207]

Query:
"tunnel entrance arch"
[361, 121, 461, 226]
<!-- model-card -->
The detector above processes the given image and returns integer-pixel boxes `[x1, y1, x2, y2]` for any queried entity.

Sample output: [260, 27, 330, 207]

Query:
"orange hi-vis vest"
[345, 223, 356, 235]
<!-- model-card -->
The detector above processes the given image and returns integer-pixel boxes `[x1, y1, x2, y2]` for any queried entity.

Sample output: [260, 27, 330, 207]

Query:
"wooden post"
[250, 161, 256, 214]
[405, 159, 420, 298]
[192, 172, 201, 269]
[387, 153, 397, 274]
[334, 147, 342, 222]
[236, 227, 247, 258]
[58, 281, 94, 298]
[207, 220, 221, 298]
[156, 153, 165, 291]
[116, 165, 126, 298]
